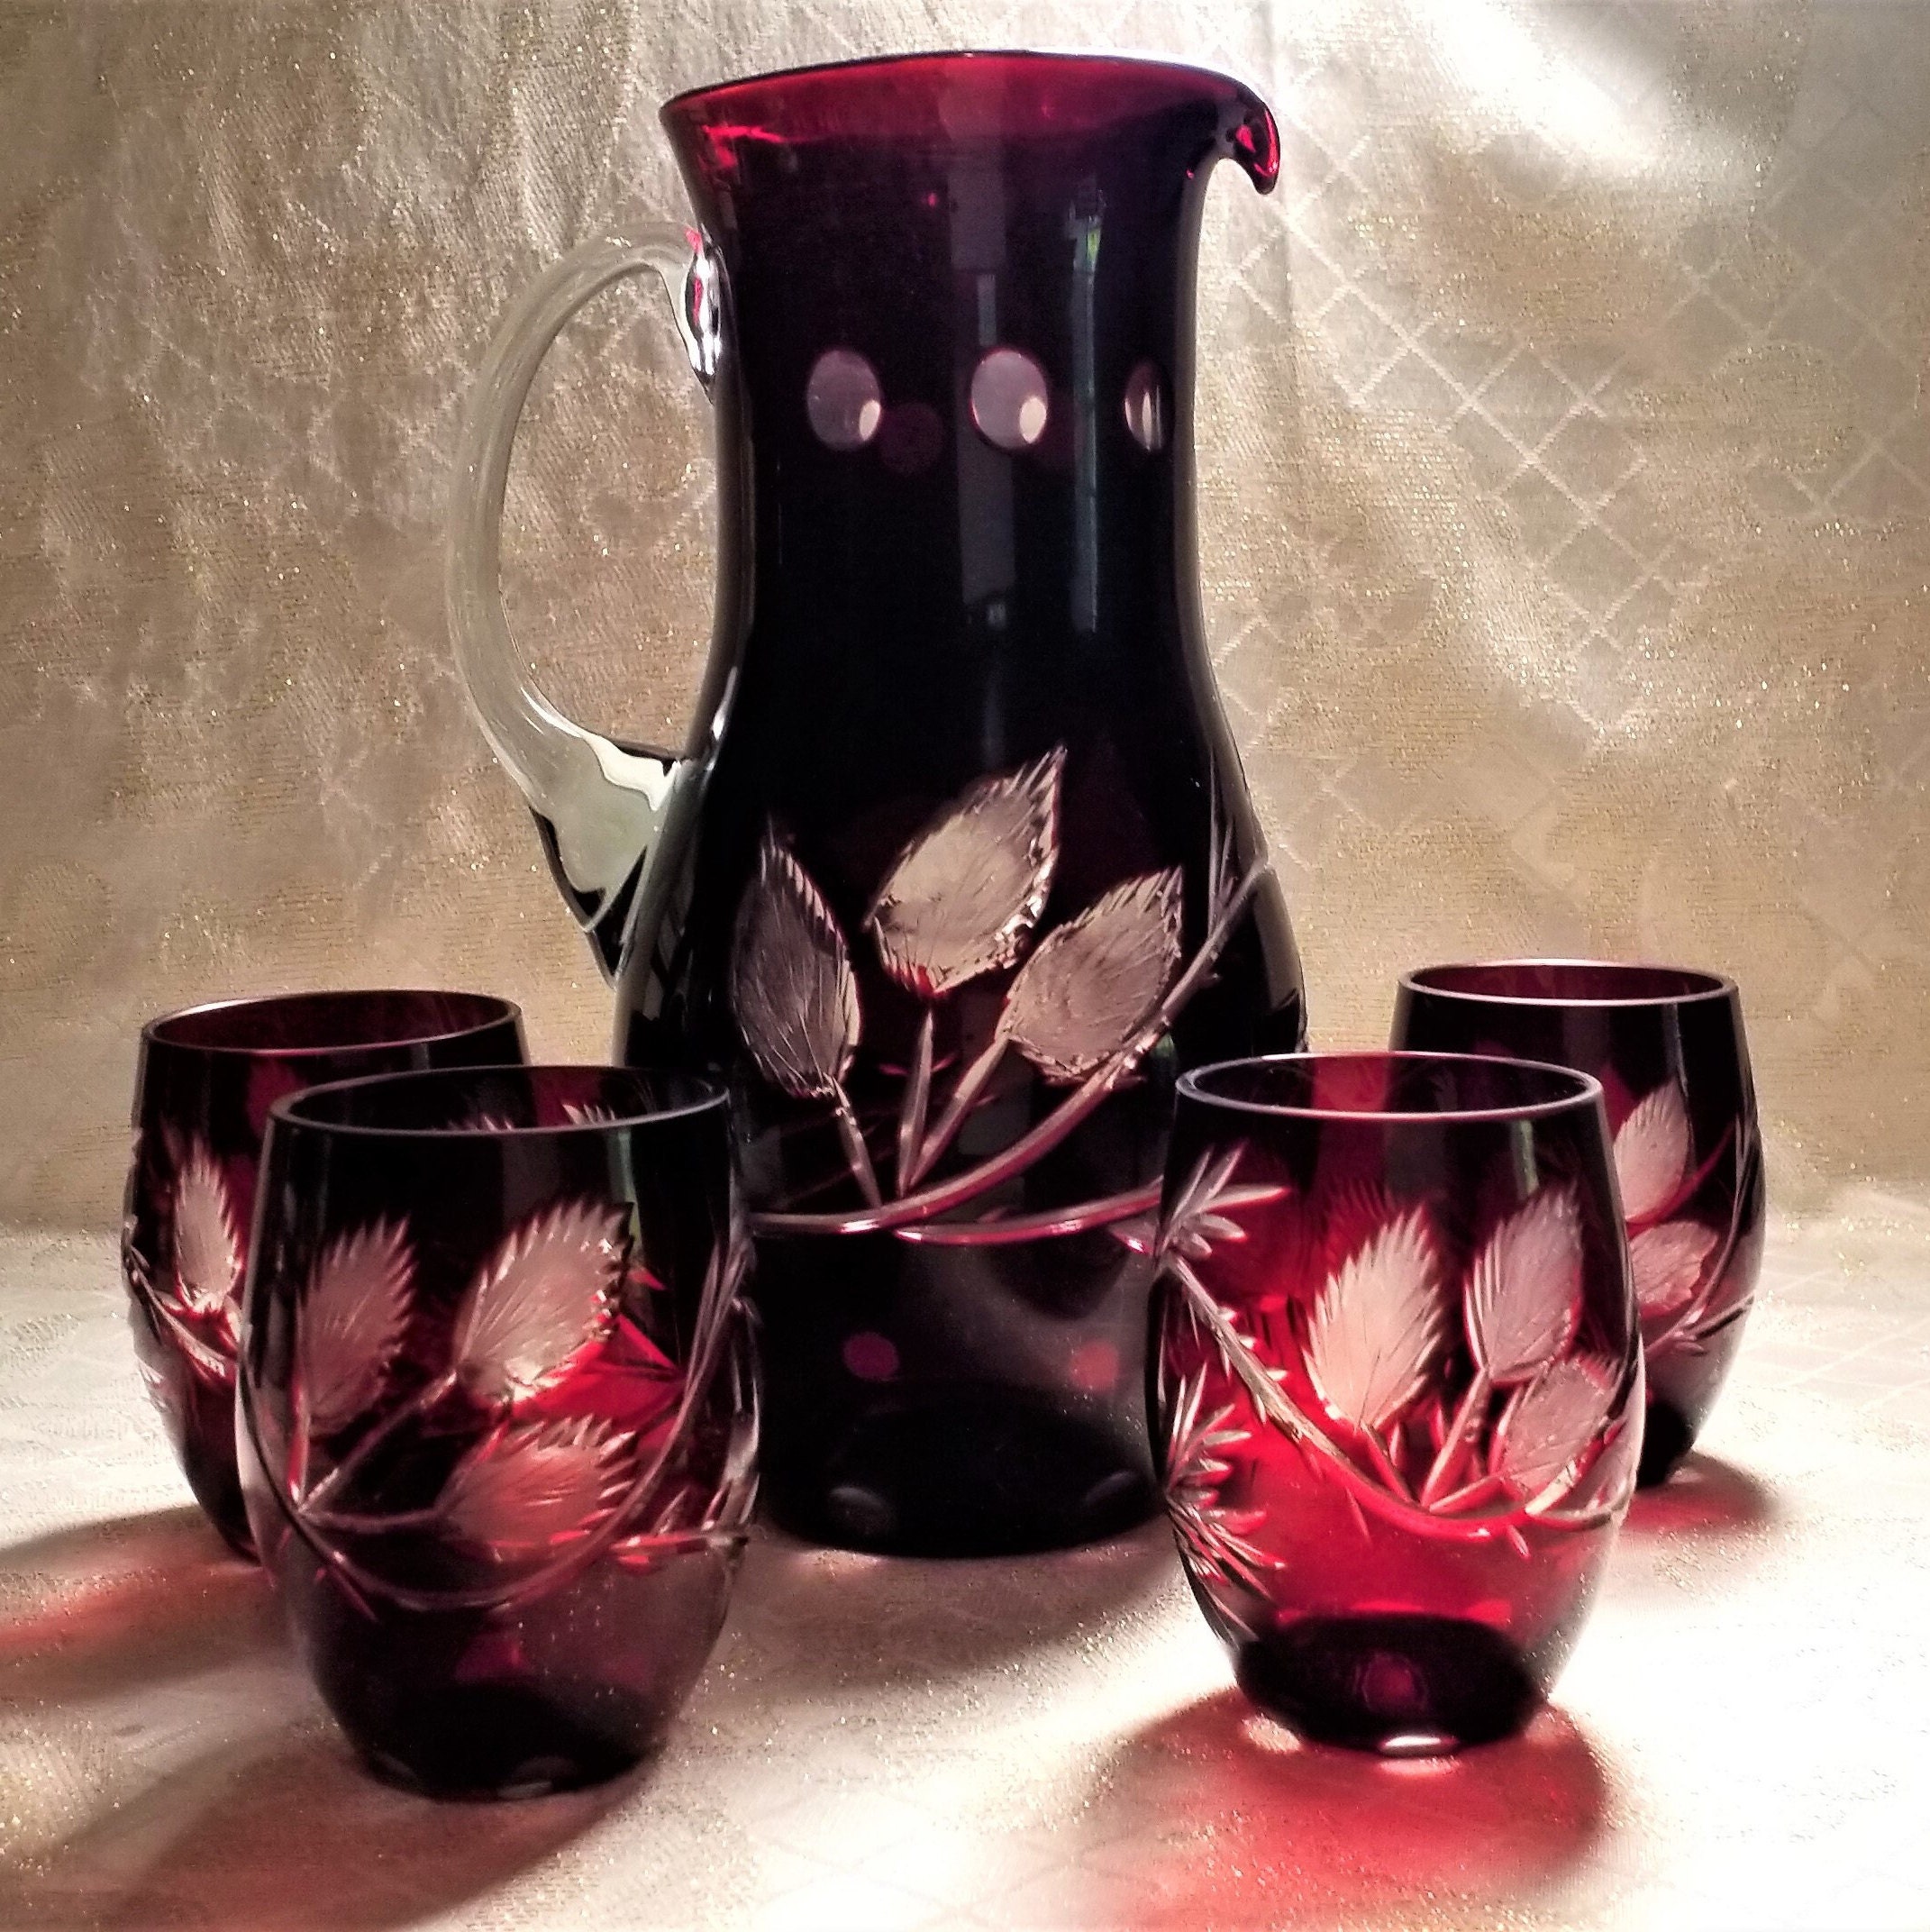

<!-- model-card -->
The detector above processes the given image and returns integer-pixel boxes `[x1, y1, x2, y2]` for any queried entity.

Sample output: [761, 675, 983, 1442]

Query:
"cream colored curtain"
[3, 2, 1925, 1226]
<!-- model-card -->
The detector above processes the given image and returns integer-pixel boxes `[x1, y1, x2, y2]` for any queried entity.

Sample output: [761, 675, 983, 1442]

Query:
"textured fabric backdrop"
[3, 1, 1925, 1228]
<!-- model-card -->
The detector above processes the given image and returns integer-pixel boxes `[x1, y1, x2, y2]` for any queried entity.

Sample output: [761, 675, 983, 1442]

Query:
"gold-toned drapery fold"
[2, 2, 1925, 1226]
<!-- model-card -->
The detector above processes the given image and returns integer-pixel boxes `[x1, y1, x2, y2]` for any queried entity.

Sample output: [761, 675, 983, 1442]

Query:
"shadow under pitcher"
[448, 52, 1306, 1555]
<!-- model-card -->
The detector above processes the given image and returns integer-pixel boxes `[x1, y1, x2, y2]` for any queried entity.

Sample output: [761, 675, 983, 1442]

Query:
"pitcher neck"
[663, 52, 1279, 662]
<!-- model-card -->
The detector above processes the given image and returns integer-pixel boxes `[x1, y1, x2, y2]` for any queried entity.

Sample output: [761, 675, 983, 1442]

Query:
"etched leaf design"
[1492, 1354, 1619, 1499]
[1629, 1218, 1718, 1320]
[434, 1417, 632, 1558]
[731, 831, 861, 1101]
[451, 1199, 624, 1406]
[1164, 1365, 1274, 1606]
[171, 1141, 241, 1326]
[1160, 1143, 1285, 1262]
[1614, 1083, 1691, 1222]
[1304, 1207, 1444, 1435]
[296, 1220, 414, 1437]
[523, 1314, 684, 1437]
[867, 746, 1064, 998]
[1463, 1185, 1584, 1385]
[1566, 1409, 1641, 1516]
[1003, 868, 1184, 1083]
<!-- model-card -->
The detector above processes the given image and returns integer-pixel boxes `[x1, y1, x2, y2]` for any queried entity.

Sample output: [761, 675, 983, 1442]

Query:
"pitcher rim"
[662, 46, 1270, 116]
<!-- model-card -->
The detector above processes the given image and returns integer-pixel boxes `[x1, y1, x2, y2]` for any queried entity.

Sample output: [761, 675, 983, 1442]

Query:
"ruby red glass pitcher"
[450, 51, 1307, 1555]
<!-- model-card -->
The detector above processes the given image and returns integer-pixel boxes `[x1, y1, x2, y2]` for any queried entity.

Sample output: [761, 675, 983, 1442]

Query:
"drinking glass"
[236, 1064, 758, 1799]
[1152, 1052, 1640, 1754]
[123, 989, 526, 1554]
[1392, 962, 1763, 1482]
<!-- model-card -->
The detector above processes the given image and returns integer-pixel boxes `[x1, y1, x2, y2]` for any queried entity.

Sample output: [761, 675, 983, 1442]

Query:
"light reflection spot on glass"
[842, 1329, 899, 1381]
[970, 347, 1050, 451]
[806, 348, 883, 451]
[1124, 360, 1168, 451]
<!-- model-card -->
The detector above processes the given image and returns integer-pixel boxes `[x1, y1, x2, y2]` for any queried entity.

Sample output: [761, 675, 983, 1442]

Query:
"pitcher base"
[760, 1387, 1157, 1557]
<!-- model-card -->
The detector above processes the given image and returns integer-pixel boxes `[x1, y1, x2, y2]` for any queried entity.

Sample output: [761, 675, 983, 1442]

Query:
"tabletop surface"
[2, 1204, 1927, 1932]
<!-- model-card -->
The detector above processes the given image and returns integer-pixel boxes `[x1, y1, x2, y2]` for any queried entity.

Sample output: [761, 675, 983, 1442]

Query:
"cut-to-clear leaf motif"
[434, 1416, 633, 1560]
[1564, 1408, 1641, 1516]
[525, 1314, 684, 1438]
[1463, 1185, 1584, 1384]
[1163, 1363, 1275, 1606]
[170, 1141, 241, 1326]
[1491, 1353, 1618, 1499]
[1629, 1218, 1718, 1321]
[867, 746, 1064, 999]
[1002, 868, 1183, 1083]
[1614, 1083, 1691, 1223]
[731, 831, 862, 1103]
[296, 1220, 414, 1437]
[1304, 1206, 1444, 1436]
[1421, 1185, 1585, 1508]
[1159, 1143, 1285, 1262]
[561, 1100, 620, 1126]
[451, 1199, 625, 1408]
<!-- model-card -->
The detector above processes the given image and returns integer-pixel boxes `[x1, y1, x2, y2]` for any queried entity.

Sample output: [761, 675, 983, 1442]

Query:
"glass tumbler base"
[1234, 1613, 1543, 1755]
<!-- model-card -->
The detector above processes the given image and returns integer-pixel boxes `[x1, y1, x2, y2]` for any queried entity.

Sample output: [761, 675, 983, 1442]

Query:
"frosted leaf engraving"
[867, 747, 1063, 999]
[1004, 867, 1183, 1082]
[1423, 1183, 1583, 1505]
[451, 1199, 625, 1407]
[297, 1220, 414, 1437]
[435, 1417, 633, 1559]
[732, 831, 880, 1204]
[1161, 1143, 1286, 1263]
[1629, 1218, 1718, 1320]
[1163, 1363, 1274, 1616]
[172, 1142, 242, 1328]
[1159, 1170, 1633, 1558]
[732, 832, 862, 1103]
[735, 754, 1273, 1232]
[1305, 1208, 1444, 1436]
[1614, 1083, 1691, 1222]
[1463, 1186, 1584, 1384]
[1565, 1408, 1642, 1516]
[1491, 1354, 1619, 1499]
[259, 1197, 757, 1620]
[1609, 1082, 1747, 1361]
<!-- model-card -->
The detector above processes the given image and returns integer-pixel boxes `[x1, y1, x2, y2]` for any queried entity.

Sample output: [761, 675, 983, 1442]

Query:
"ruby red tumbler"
[123, 989, 525, 1555]
[1151, 1052, 1641, 1754]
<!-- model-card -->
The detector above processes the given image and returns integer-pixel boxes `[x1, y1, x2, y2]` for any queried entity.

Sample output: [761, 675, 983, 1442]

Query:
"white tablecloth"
[3, 1203, 1928, 1930]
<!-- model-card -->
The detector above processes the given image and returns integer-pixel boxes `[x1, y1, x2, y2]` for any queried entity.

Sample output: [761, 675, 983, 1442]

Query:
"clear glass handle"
[446, 226, 722, 980]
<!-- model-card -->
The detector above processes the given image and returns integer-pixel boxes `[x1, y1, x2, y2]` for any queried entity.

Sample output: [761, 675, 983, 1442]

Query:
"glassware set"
[120, 961, 1761, 1788]
[115, 48, 1766, 1795]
